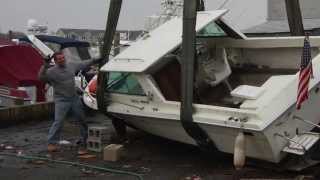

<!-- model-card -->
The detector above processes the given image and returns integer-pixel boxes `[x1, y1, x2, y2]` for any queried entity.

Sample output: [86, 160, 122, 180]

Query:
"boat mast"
[284, 0, 304, 36]
[180, 0, 216, 151]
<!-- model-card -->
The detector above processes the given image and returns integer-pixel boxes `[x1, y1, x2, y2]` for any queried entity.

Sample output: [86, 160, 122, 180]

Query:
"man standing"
[38, 52, 102, 152]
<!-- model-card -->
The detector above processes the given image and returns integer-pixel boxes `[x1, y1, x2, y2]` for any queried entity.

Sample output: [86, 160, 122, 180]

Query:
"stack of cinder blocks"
[86, 126, 109, 152]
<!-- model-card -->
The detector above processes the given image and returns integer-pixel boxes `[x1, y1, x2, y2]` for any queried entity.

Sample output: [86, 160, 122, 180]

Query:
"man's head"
[53, 52, 66, 67]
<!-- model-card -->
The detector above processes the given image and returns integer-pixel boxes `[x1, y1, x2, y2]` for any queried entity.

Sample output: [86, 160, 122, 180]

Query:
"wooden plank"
[0, 102, 54, 128]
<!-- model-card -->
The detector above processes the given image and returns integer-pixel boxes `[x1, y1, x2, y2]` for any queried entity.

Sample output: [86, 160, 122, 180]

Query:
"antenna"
[218, 0, 232, 9]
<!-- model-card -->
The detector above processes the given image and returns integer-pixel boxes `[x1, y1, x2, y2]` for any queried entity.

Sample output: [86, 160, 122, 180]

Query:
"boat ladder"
[281, 133, 319, 155]
[280, 115, 320, 155]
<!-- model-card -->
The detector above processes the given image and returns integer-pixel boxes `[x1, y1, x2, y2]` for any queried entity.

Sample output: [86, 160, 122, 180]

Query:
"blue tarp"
[19, 35, 90, 49]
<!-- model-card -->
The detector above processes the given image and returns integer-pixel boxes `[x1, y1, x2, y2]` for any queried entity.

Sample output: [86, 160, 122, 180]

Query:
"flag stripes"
[296, 36, 312, 110]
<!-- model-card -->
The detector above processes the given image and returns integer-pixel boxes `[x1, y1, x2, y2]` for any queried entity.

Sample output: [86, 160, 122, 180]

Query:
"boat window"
[153, 59, 181, 101]
[107, 72, 145, 96]
[197, 21, 226, 37]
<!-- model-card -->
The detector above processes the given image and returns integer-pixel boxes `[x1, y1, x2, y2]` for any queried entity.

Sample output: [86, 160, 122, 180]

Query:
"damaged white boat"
[87, 9, 320, 163]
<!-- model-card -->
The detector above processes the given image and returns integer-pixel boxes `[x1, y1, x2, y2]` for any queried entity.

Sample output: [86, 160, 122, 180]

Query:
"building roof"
[0, 33, 7, 39]
[57, 28, 144, 41]
[58, 28, 105, 35]
[267, 0, 320, 21]
[0, 38, 14, 47]
[244, 0, 320, 35]
[243, 19, 320, 34]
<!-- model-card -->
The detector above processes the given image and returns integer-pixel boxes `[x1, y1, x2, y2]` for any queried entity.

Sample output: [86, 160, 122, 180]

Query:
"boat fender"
[233, 131, 246, 170]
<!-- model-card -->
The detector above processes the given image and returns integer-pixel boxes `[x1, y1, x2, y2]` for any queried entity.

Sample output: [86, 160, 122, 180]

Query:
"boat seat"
[202, 48, 232, 87]
[231, 85, 265, 100]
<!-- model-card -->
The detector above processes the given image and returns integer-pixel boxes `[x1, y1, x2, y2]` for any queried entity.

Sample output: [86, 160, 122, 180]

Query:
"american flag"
[296, 35, 313, 110]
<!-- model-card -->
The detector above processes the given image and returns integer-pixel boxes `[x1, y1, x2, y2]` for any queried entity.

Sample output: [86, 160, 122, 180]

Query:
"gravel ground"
[0, 113, 319, 180]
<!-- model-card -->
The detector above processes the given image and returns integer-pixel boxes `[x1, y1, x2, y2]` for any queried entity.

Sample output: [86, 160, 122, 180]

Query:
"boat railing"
[293, 115, 320, 130]
[275, 133, 307, 153]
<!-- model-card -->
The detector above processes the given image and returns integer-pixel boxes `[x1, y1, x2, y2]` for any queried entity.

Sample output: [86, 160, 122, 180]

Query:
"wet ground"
[0, 113, 319, 180]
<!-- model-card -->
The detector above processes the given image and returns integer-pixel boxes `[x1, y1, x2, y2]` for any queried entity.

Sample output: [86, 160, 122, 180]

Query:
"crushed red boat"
[0, 39, 46, 107]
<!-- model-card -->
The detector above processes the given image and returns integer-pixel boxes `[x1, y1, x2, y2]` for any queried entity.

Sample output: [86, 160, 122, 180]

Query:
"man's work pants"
[48, 96, 88, 145]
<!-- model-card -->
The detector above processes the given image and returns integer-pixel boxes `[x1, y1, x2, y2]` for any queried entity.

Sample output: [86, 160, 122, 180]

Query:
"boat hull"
[111, 86, 320, 163]
[114, 113, 279, 162]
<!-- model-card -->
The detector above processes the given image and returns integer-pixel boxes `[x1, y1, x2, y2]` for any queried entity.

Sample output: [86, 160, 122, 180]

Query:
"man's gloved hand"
[43, 55, 53, 67]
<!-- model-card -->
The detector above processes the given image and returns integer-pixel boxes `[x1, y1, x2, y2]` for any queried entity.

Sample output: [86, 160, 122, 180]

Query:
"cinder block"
[103, 144, 124, 162]
[86, 138, 108, 152]
[88, 126, 109, 140]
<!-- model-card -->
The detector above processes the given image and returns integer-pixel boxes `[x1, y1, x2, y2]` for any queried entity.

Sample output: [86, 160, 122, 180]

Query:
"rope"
[0, 152, 143, 180]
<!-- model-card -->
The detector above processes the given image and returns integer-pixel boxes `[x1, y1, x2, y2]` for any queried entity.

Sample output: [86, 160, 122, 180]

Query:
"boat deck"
[196, 67, 298, 108]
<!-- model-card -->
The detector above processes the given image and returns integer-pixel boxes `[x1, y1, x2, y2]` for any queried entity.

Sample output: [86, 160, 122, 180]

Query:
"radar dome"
[27, 19, 38, 28]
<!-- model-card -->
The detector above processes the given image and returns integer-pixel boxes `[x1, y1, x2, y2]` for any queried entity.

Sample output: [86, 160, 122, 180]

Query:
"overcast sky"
[0, 0, 267, 33]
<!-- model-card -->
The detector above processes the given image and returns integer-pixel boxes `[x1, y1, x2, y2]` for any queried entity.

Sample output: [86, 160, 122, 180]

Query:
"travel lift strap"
[97, 0, 127, 137]
[180, 0, 216, 151]
[97, 0, 122, 112]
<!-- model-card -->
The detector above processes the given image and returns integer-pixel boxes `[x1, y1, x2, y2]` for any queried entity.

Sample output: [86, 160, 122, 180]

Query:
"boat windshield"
[106, 72, 145, 96]
[197, 21, 226, 37]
